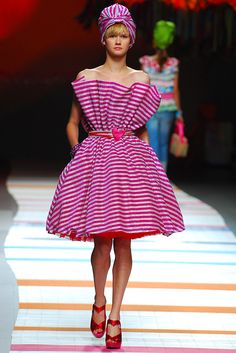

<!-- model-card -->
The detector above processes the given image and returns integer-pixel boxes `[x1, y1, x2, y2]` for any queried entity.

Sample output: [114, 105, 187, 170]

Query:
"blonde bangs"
[105, 23, 130, 38]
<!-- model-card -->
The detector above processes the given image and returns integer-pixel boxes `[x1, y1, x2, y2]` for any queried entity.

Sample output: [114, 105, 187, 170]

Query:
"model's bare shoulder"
[148, 54, 157, 60]
[127, 68, 150, 85]
[133, 70, 150, 85]
[75, 70, 86, 80]
[76, 68, 101, 80]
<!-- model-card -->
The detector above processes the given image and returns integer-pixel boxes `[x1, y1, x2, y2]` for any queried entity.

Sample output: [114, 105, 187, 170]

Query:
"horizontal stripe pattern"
[12, 328, 236, 335]
[7, 179, 236, 351]
[16, 279, 236, 290]
[139, 55, 179, 112]
[46, 78, 184, 241]
[11, 343, 236, 352]
[18, 303, 236, 313]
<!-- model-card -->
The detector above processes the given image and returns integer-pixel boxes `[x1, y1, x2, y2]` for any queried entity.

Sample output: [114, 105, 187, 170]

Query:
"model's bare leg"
[108, 237, 132, 337]
[91, 236, 112, 334]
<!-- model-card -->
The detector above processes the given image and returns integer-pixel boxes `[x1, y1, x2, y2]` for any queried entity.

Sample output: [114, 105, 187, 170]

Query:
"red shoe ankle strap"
[93, 304, 106, 313]
[107, 319, 121, 326]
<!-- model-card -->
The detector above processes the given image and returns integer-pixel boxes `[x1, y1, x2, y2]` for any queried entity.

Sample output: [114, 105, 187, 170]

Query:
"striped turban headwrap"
[98, 3, 136, 48]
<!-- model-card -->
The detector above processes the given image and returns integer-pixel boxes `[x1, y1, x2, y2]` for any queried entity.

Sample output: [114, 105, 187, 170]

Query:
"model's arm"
[66, 98, 82, 147]
[173, 72, 183, 122]
[66, 71, 85, 147]
[134, 71, 150, 144]
[136, 126, 149, 144]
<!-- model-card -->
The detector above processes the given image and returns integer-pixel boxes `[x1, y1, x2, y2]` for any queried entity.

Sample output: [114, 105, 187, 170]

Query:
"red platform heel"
[90, 303, 106, 338]
[105, 319, 122, 349]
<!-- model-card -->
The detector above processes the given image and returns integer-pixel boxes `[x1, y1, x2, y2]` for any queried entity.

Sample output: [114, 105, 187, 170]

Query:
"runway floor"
[1, 172, 236, 352]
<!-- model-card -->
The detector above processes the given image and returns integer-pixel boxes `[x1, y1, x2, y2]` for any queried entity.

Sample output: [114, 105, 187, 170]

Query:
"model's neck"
[103, 55, 127, 74]
[156, 49, 167, 57]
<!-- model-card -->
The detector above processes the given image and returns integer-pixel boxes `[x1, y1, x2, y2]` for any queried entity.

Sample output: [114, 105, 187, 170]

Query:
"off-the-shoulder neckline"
[72, 76, 158, 92]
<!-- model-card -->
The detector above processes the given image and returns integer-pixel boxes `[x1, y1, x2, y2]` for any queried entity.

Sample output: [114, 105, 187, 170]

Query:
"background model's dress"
[139, 56, 180, 169]
[46, 77, 185, 241]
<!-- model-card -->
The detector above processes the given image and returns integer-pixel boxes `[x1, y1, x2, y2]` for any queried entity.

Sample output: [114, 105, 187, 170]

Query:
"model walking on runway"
[140, 20, 184, 171]
[46, 4, 185, 349]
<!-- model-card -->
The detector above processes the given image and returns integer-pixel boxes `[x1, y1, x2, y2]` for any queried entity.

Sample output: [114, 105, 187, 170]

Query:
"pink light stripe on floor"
[10, 344, 236, 352]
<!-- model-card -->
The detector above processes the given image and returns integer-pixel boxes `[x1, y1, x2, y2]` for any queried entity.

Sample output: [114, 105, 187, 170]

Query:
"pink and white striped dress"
[46, 77, 185, 241]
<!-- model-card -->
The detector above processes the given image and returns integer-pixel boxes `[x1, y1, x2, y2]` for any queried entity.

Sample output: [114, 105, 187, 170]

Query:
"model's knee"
[94, 238, 112, 259]
[114, 238, 131, 258]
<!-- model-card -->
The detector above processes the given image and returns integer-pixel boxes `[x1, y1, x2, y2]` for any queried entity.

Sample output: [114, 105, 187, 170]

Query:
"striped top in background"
[139, 56, 179, 112]
[46, 77, 185, 241]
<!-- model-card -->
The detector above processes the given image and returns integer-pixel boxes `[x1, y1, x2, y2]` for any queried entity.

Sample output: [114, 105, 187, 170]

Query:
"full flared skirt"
[46, 136, 185, 241]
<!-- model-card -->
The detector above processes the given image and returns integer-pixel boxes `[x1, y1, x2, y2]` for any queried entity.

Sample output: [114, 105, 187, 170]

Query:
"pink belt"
[89, 128, 134, 141]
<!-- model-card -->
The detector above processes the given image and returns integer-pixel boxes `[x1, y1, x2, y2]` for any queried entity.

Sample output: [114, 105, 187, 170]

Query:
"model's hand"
[176, 116, 184, 123]
[70, 143, 80, 158]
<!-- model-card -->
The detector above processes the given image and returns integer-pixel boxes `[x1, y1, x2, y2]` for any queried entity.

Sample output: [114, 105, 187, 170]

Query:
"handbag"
[170, 120, 188, 157]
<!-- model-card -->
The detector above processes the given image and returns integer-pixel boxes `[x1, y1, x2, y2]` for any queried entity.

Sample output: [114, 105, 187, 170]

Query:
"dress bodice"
[71, 77, 161, 132]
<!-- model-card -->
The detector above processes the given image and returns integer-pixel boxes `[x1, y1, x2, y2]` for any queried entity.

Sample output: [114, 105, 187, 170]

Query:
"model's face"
[104, 25, 130, 56]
